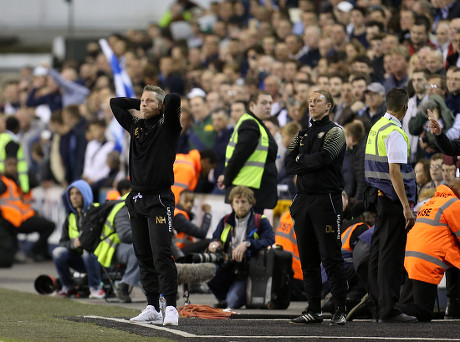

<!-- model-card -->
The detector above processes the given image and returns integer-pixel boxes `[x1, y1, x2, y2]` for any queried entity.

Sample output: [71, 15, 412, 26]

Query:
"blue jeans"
[208, 265, 248, 309]
[52, 246, 101, 288]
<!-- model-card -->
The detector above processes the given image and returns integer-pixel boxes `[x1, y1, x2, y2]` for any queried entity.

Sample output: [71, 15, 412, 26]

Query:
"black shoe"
[379, 313, 417, 323]
[330, 307, 346, 325]
[346, 293, 369, 321]
[116, 282, 132, 303]
[214, 300, 227, 309]
[290, 312, 323, 324]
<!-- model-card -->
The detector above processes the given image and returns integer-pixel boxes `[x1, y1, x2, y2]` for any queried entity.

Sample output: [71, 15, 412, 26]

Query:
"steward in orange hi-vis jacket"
[402, 180, 460, 321]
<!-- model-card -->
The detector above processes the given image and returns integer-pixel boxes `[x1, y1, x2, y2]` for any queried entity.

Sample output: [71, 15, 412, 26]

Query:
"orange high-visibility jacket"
[173, 208, 194, 249]
[275, 210, 303, 280]
[172, 149, 201, 203]
[405, 185, 460, 285]
[0, 175, 35, 227]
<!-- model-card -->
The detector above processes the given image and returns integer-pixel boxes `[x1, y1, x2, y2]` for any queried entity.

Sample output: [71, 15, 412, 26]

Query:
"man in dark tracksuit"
[110, 85, 181, 326]
[285, 89, 347, 326]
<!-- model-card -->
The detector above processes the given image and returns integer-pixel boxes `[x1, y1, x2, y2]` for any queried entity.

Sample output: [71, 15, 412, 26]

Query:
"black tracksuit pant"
[126, 190, 177, 310]
[291, 192, 347, 313]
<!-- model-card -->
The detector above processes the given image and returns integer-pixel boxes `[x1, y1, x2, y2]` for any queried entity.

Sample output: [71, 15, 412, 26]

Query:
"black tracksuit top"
[110, 94, 181, 193]
[285, 115, 346, 194]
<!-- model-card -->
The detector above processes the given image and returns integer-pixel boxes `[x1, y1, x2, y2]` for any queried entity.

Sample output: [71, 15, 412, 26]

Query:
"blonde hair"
[228, 186, 256, 206]
[281, 121, 302, 139]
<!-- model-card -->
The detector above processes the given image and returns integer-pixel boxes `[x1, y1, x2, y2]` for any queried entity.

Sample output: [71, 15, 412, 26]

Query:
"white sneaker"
[163, 306, 179, 326]
[130, 305, 163, 324]
[89, 288, 106, 299]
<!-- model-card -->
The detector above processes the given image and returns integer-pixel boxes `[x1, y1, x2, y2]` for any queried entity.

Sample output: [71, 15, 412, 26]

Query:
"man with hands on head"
[110, 85, 181, 326]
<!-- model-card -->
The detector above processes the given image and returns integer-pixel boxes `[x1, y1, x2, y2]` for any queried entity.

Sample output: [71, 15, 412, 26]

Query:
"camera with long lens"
[176, 251, 227, 265]
[34, 273, 89, 296]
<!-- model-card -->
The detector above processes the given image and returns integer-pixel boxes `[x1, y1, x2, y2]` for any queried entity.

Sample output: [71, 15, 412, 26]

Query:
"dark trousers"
[126, 190, 177, 309]
[400, 278, 437, 322]
[1, 215, 55, 258]
[368, 196, 406, 319]
[446, 267, 460, 301]
[291, 193, 346, 313]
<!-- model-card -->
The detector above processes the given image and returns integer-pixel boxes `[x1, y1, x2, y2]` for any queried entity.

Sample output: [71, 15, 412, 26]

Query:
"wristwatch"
[244, 241, 251, 248]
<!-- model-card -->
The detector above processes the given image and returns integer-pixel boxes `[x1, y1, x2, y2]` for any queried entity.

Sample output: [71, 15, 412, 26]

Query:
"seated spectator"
[429, 153, 446, 188]
[52, 180, 105, 298]
[0, 156, 55, 262]
[173, 190, 212, 256]
[414, 159, 433, 197]
[442, 155, 458, 186]
[274, 209, 306, 301]
[207, 186, 275, 309]
[93, 181, 140, 303]
[172, 149, 218, 202]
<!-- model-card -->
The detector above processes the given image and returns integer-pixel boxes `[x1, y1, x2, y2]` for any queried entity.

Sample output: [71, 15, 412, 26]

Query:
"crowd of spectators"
[0, 0, 460, 208]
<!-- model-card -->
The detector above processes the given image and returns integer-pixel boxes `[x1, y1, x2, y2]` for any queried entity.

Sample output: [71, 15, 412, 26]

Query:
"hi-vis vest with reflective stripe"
[0, 175, 34, 227]
[172, 149, 200, 204]
[275, 211, 303, 280]
[405, 185, 460, 285]
[174, 208, 194, 249]
[68, 213, 80, 239]
[220, 215, 262, 250]
[364, 116, 416, 203]
[0, 133, 29, 193]
[225, 113, 268, 189]
[93, 198, 127, 267]
[341, 222, 369, 263]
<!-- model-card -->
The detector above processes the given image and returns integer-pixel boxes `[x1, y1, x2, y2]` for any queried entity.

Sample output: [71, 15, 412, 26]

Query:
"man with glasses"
[429, 153, 445, 188]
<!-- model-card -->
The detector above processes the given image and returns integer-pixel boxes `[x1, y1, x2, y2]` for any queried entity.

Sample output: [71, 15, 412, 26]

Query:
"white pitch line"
[83, 316, 460, 341]
[83, 316, 198, 338]
[196, 336, 460, 341]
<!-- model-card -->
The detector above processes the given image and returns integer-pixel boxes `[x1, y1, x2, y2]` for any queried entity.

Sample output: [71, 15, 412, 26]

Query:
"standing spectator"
[218, 90, 278, 213]
[82, 119, 116, 198]
[48, 66, 90, 107]
[1, 81, 20, 115]
[364, 88, 417, 323]
[210, 108, 233, 194]
[52, 180, 104, 298]
[285, 89, 347, 325]
[446, 67, 460, 115]
[344, 119, 367, 202]
[229, 100, 247, 127]
[403, 69, 430, 163]
[446, 28, 460, 69]
[188, 96, 217, 150]
[409, 95, 455, 159]
[383, 46, 410, 93]
[110, 85, 181, 326]
[425, 50, 447, 75]
[436, 20, 451, 63]
[60, 105, 87, 185]
[300, 26, 321, 68]
[406, 15, 436, 56]
[360, 83, 387, 129]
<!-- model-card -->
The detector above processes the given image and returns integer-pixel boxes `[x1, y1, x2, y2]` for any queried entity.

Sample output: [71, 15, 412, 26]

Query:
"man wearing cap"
[360, 82, 387, 129]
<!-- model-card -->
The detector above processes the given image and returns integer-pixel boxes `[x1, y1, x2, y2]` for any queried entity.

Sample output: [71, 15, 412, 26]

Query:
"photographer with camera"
[207, 186, 275, 309]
